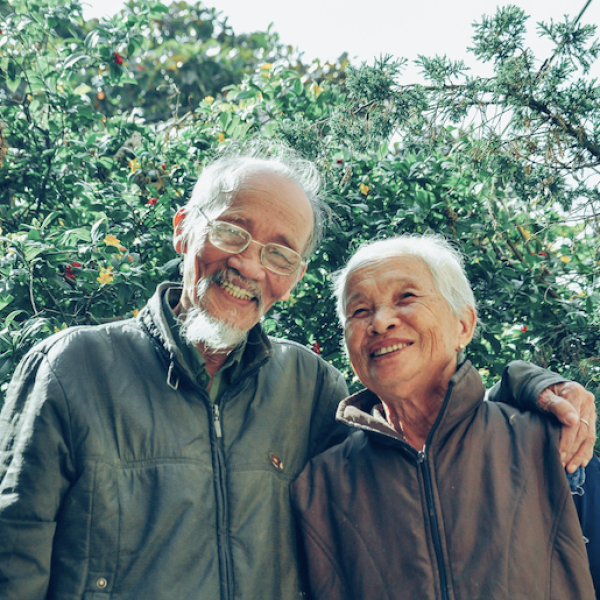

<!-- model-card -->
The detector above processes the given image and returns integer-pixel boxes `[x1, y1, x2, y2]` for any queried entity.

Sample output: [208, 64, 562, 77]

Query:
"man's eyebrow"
[219, 214, 299, 250]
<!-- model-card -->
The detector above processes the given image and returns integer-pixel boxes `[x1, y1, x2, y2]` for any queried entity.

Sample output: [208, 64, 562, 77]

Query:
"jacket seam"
[296, 516, 352, 599]
[297, 477, 391, 599]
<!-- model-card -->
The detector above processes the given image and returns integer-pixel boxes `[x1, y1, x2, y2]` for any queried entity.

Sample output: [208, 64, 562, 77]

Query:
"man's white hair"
[180, 142, 325, 260]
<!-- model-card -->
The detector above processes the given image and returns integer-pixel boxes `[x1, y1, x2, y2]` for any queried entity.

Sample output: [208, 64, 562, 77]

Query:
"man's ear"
[173, 208, 186, 254]
[280, 263, 307, 302]
[457, 305, 478, 348]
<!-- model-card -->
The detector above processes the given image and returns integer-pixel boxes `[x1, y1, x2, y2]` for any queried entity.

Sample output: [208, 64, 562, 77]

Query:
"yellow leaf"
[218, 133, 225, 143]
[129, 158, 140, 173]
[360, 183, 370, 195]
[97, 266, 114, 285]
[560, 255, 572, 263]
[204, 95, 214, 104]
[310, 83, 324, 96]
[104, 235, 121, 248]
[260, 63, 273, 70]
[517, 225, 531, 240]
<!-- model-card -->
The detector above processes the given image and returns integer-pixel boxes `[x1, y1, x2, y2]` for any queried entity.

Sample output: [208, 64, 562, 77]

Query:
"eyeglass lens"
[210, 221, 301, 274]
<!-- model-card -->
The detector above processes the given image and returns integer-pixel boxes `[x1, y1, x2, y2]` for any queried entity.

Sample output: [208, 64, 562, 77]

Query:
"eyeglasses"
[197, 207, 306, 276]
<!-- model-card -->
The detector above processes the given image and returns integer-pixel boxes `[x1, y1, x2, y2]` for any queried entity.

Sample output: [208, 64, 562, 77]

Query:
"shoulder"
[29, 319, 146, 361]
[14, 319, 155, 391]
[298, 430, 366, 479]
[268, 336, 345, 380]
[477, 399, 560, 452]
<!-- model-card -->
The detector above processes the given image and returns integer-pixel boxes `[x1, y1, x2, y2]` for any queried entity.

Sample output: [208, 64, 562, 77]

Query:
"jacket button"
[96, 577, 108, 589]
[269, 452, 284, 471]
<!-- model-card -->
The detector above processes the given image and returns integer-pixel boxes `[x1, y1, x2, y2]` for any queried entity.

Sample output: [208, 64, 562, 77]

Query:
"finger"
[564, 429, 596, 472]
[538, 392, 578, 426]
[557, 422, 578, 467]
[561, 404, 596, 470]
[537, 383, 597, 468]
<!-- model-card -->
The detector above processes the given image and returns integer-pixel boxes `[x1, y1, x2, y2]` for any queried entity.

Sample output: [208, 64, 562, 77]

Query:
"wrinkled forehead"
[343, 255, 431, 298]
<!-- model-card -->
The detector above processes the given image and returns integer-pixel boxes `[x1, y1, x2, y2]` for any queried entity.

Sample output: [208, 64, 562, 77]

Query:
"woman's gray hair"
[180, 142, 325, 260]
[333, 234, 478, 326]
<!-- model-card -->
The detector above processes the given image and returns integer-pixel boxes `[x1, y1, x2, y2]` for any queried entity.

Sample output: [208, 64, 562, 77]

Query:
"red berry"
[113, 52, 124, 66]
[147, 197, 158, 205]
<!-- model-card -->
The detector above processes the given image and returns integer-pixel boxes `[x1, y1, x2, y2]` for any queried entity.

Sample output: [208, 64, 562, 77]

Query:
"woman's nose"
[369, 306, 400, 334]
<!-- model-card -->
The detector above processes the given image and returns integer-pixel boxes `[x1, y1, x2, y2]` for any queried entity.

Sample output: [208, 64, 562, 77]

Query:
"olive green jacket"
[0, 283, 348, 600]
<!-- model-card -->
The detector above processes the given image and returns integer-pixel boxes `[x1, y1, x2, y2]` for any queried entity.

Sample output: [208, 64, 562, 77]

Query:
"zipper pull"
[213, 404, 222, 438]
[417, 446, 427, 463]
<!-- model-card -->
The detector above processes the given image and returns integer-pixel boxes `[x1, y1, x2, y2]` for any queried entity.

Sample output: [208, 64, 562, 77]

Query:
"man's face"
[178, 171, 313, 340]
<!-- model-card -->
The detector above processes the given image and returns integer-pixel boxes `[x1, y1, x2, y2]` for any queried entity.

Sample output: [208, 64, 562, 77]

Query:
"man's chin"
[178, 306, 249, 352]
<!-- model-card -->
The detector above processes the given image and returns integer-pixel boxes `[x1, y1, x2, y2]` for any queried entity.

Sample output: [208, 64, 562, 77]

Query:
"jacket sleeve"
[486, 360, 566, 411]
[0, 349, 75, 599]
[573, 453, 600, 598]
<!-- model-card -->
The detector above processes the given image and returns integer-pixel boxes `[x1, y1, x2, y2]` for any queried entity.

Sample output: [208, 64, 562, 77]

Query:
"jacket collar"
[336, 360, 486, 449]
[139, 282, 273, 391]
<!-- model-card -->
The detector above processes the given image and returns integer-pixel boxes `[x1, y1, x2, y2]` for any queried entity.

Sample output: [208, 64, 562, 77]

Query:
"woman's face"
[343, 256, 476, 401]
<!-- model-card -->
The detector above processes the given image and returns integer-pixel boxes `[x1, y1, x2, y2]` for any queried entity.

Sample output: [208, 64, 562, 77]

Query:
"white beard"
[179, 305, 248, 351]
[178, 268, 260, 352]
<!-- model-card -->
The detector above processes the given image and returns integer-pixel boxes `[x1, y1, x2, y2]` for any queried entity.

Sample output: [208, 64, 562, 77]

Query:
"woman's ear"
[173, 208, 187, 254]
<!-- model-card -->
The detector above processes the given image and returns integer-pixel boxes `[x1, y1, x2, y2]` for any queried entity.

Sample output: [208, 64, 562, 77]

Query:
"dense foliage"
[1, 0, 599, 416]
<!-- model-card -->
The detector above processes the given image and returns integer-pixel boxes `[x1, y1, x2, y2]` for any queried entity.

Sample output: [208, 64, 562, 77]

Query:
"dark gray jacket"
[0, 283, 348, 600]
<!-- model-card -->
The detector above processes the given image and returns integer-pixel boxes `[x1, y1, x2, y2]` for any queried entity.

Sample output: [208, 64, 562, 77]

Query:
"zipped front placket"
[417, 446, 450, 600]
[205, 355, 270, 600]
[210, 399, 234, 600]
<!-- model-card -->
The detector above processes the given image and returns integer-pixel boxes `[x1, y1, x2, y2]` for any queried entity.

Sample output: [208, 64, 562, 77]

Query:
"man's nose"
[226, 242, 265, 280]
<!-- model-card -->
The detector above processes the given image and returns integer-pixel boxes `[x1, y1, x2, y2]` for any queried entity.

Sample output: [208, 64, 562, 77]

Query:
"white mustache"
[197, 268, 264, 314]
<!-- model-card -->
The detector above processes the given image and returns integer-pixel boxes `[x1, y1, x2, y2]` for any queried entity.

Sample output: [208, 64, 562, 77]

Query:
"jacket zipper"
[213, 404, 222, 438]
[205, 358, 270, 600]
[417, 446, 450, 600]
[210, 399, 233, 600]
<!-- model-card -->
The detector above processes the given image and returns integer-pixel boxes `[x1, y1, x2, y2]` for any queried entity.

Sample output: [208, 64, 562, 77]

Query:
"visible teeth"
[373, 343, 409, 357]
[220, 280, 253, 300]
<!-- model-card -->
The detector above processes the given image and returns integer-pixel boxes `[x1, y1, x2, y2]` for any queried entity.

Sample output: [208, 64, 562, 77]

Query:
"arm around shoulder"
[487, 360, 565, 410]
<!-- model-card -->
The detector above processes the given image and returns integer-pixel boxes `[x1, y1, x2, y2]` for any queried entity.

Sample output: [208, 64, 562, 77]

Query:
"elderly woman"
[290, 235, 595, 600]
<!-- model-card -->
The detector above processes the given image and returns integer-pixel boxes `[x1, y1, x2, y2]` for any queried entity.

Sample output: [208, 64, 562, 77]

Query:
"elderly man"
[0, 146, 596, 600]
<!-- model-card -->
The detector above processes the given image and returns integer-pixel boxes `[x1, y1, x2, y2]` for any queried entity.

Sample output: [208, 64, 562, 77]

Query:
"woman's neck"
[381, 386, 447, 450]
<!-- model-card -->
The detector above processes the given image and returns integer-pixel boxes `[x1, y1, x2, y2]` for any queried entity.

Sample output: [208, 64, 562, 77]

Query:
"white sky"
[81, 0, 600, 81]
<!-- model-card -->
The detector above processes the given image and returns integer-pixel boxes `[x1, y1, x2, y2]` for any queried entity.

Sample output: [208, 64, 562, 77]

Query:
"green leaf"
[90, 218, 107, 243]
[74, 84, 92, 96]
[6, 76, 22, 93]
[0, 295, 15, 311]
[219, 110, 232, 130]
[234, 89, 259, 101]
[63, 53, 89, 71]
